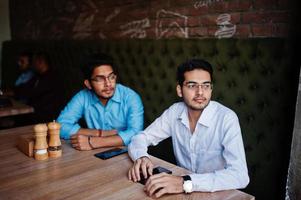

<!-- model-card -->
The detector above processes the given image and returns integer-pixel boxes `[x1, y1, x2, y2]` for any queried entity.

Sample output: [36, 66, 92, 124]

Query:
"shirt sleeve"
[57, 92, 85, 139]
[128, 105, 174, 161]
[117, 91, 144, 145]
[190, 113, 249, 192]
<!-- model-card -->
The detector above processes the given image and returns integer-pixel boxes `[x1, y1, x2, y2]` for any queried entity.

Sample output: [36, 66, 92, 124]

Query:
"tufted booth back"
[1, 39, 299, 200]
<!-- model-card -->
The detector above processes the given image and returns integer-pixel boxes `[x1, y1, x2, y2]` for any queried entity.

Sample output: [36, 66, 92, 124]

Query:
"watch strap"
[182, 175, 191, 181]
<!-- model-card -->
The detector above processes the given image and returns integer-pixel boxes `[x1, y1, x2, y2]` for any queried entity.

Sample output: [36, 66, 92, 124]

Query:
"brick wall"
[9, 0, 296, 40]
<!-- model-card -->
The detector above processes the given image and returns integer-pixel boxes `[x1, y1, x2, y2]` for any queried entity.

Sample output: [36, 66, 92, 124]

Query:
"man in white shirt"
[128, 59, 249, 198]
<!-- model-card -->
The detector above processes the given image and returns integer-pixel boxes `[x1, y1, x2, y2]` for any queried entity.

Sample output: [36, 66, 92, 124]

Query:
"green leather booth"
[1, 39, 299, 200]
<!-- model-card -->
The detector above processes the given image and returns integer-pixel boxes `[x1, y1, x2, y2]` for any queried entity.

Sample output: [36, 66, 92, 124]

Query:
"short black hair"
[82, 53, 117, 79]
[18, 51, 33, 64]
[176, 58, 213, 86]
[32, 51, 51, 65]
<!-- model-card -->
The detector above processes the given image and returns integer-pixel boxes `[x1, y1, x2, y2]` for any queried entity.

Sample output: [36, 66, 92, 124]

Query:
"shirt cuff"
[131, 150, 150, 161]
[118, 131, 131, 145]
[189, 173, 214, 192]
[62, 124, 80, 139]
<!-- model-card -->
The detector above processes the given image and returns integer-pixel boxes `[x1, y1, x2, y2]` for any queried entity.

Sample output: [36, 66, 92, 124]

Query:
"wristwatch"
[182, 175, 193, 193]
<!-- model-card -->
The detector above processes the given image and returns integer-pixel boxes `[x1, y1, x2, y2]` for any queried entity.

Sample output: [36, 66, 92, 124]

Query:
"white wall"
[0, 0, 11, 87]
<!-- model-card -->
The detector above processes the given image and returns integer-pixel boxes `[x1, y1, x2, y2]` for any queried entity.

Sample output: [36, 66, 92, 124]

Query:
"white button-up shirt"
[128, 101, 249, 192]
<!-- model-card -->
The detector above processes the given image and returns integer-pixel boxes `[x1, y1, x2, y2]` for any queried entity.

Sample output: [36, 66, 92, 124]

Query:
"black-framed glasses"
[90, 73, 117, 84]
[183, 81, 213, 91]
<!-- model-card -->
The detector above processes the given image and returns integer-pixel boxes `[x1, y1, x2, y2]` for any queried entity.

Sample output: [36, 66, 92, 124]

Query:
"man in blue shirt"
[128, 59, 249, 198]
[57, 53, 144, 150]
[15, 51, 34, 87]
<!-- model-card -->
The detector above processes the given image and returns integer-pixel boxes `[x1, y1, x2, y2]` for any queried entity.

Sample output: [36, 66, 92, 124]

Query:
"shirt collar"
[198, 101, 214, 127]
[110, 84, 121, 103]
[178, 101, 214, 128]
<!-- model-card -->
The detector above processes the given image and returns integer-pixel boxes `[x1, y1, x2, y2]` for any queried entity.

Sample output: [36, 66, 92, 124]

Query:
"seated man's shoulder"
[211, 101, 238, 119]
[163, 101, 186, 115]
[117, 84, 140, 98]
[71, 89, 95, 102]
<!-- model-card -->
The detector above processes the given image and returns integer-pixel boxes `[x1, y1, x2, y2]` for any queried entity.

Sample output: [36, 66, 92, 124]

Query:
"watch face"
[183, 180, 193, 193]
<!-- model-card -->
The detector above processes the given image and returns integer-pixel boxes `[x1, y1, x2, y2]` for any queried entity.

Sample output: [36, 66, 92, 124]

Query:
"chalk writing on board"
[120, 18, 150, 38]
[194, 0, 223, 9]
[156, 9, 188, 39]
[105, 8, 120, 23]
[214, 13, 236, 38]
[72, 0, 98, 39]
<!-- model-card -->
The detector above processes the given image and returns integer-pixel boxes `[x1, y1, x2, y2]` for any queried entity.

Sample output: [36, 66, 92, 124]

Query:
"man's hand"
[144, 173, 184, 198]
[128, 157, 154, 182]
[70, 134, 93, 151]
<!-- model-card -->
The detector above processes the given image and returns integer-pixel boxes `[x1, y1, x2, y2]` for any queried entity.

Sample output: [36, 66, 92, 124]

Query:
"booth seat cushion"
[1, 39, 299, 200]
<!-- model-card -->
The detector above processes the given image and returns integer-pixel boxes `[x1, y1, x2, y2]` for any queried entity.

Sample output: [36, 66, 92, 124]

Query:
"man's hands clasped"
[128, 156, 154, 182]
[70, 134, 94, 151]
[128, 157, 184, 198]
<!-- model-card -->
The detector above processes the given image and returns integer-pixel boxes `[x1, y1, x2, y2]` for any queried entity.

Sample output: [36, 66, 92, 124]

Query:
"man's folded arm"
[117, 92, 144, 145]
[128, 107, 174, 160]
[189, 114, 249, 192]
[57, 93, 84, 139]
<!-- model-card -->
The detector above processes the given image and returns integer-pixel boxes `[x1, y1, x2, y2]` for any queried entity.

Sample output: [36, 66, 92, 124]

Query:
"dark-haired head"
[82, 53, 117, 80]
[18, 51, 33, 62]
[32, 51, 52, 74]
[176, 59, 213, 87]
[17, 51, 33, 71]
[32, 51, 51, 65]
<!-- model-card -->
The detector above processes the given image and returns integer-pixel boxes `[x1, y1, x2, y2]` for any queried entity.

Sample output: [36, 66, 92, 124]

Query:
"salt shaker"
[33, 124, 48, 160]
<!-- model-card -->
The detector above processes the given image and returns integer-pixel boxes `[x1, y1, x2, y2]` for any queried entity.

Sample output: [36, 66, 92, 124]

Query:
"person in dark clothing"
[14, 52, 65, 123]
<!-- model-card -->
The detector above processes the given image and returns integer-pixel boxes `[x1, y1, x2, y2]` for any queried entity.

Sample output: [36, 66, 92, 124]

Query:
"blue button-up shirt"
[15, 70, 34, 86]
[129, 101, 249, 192]
[57, 84, 144, 145]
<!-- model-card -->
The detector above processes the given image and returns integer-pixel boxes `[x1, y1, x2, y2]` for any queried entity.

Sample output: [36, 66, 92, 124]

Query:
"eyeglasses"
[183, 81, 213, 91]
[90, 73, 117, 84]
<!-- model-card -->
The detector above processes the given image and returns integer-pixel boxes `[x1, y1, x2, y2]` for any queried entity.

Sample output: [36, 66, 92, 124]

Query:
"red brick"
[278, 0, 291, 8]
[191, 4, 210, 15]
[243, 12, 263, 23]
[228, 1, 252, 11]
[242, 11, 290, 24]
[120, 5, 150, 19]
[188, 16, 200, 27]
[172, 0, 194, 7]
[208, 26, 218, 37]
[272, 11, 291, 23]
[229, 13, 241, 24]
[169, 6, 186, 14]
[252, 24, 273, 36]
[199, 14, 219, 26]
[189, 27, 208, 37]
[273, 23, 289, 37]
[208, 1, 229, 13]
[197, 0, 251, 13]
[146, 26, 157, 38]
[253, 0, 279, 9]
[102, 0, 140, 8]
[150, 0, 170, 16]
[235, 24, 251, 37]
[108, 30, 124, 39]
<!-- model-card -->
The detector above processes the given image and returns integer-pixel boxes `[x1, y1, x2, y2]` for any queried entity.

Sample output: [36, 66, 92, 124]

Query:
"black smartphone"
[94, 148, 128, 160]
[138, 166, 172, 185]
